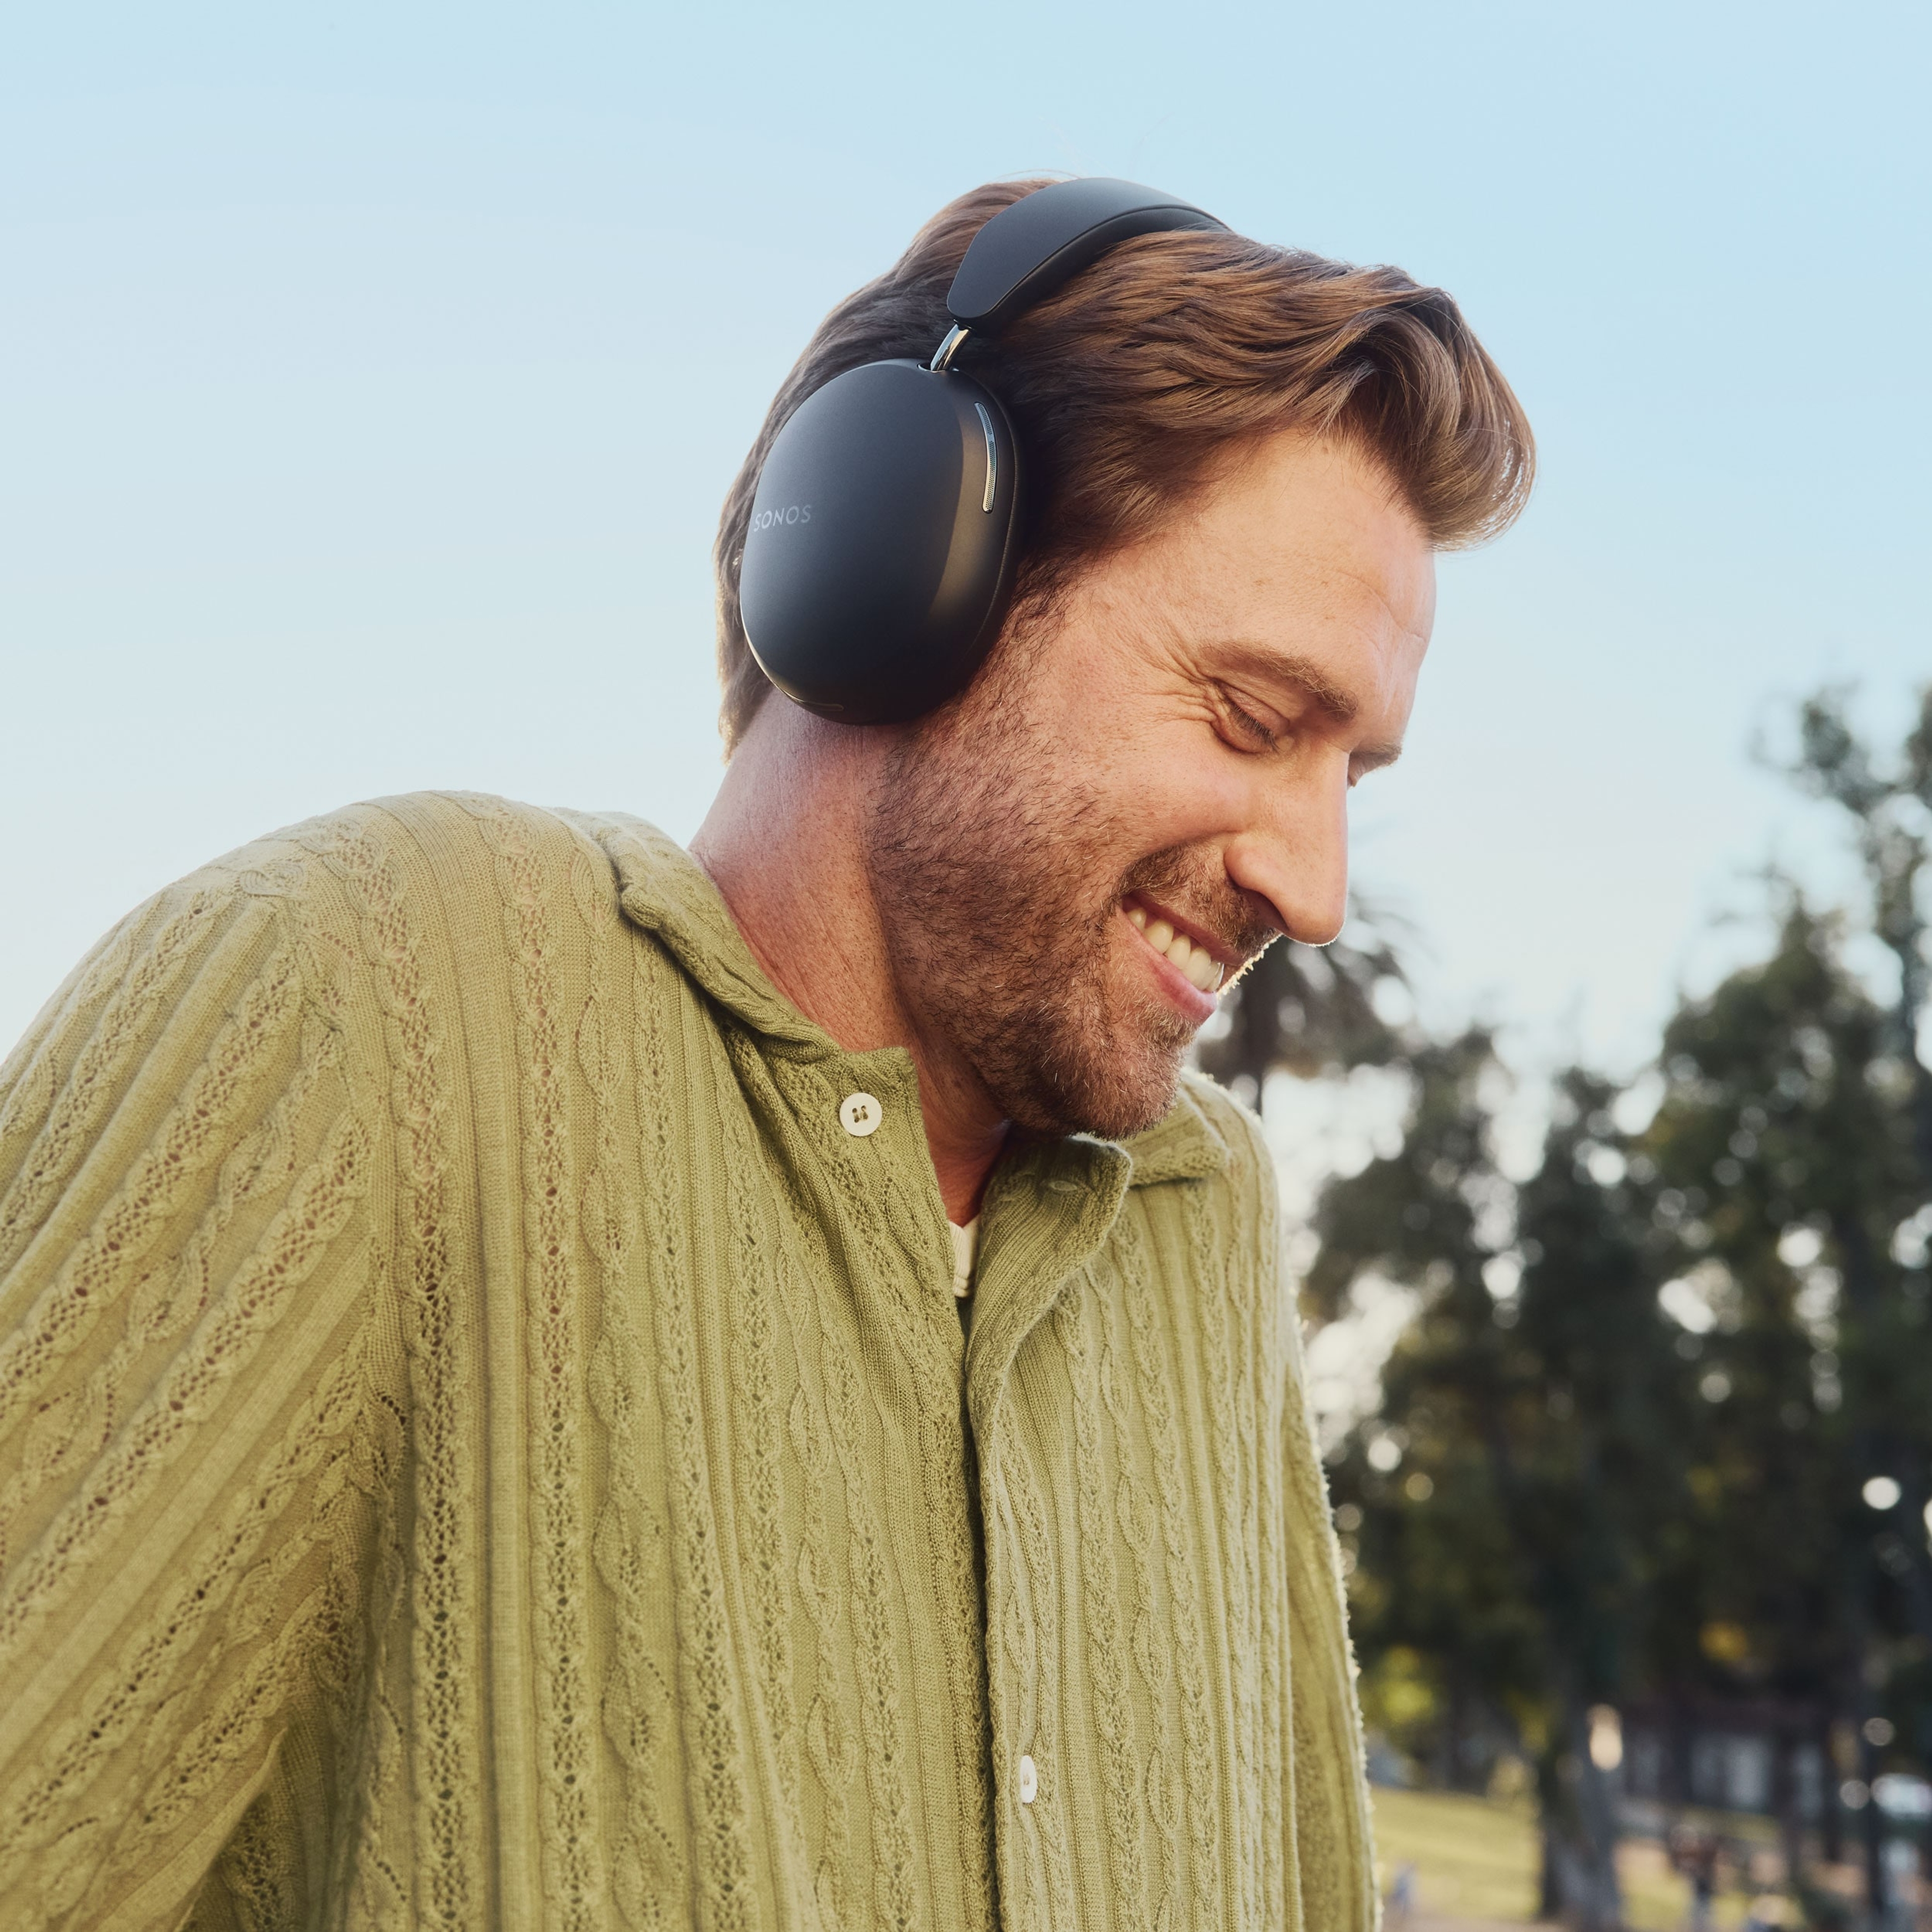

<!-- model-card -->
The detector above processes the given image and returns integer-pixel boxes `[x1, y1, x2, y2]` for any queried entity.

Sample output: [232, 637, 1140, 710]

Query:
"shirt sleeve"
[0, 867, 390, 1928]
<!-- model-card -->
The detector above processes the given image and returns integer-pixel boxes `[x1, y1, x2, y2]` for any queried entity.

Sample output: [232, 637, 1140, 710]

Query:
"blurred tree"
[1641, 903, 1894, 1891]
[1780, 686, 1932, 1186]
[1634, 682, 1932, 1915]
[1506, 1075, 1689, 1926]
[1313, 1038, 1679, 1930]
[1779, 690, 1932, 1650]
[1315, 1030, 1541, 1798]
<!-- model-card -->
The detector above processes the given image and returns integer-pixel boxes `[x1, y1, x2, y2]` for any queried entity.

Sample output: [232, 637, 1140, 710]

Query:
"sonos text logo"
[751, 504, 812, 531]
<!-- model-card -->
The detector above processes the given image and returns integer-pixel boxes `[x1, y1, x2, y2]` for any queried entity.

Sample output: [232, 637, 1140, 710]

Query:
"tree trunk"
[1861, 1729, 1888, 1926]
[1565, 1687, 1627, 1931]
[1821, 1718, 1843, 1869]
[1774, 1730, 1806, 1892]
[1844, 1589, 1889, 1922]
[1534, 1691, 1626, 1929]
[1540, 1821, 1565, 1925]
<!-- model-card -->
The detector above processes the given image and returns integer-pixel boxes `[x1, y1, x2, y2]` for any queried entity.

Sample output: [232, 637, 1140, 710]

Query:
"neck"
[689, 697, 1009, 1223]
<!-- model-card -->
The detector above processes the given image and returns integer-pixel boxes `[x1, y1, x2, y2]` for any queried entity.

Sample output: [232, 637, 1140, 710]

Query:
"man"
[0, 178, 1531, 1928]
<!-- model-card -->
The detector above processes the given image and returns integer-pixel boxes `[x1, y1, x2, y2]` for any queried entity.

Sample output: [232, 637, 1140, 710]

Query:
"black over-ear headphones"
[738, 177, 1228, 726]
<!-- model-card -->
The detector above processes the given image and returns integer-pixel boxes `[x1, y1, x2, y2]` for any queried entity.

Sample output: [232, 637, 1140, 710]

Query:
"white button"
[839, 1091, 882, 1138]
[1017, 1754, 1037, 1804]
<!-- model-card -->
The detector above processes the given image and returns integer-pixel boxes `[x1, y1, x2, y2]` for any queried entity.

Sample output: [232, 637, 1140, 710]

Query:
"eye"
[1214, 686, 1280, 753]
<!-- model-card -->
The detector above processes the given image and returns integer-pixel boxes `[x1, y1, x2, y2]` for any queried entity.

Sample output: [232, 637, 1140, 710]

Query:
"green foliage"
[1642, 903, 1922, 1705]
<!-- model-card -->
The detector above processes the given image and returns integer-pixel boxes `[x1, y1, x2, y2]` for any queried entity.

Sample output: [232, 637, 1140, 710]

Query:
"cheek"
[1060, 716, 1253, 862]
[1017, 622, 1244, 847]
[1129, 719, 1254, 842]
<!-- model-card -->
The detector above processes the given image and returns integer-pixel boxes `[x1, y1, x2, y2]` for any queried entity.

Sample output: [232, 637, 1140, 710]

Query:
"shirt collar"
[1122, 1077, 1232, 1184]
[594, 813, 1231, 1187]
[598, 812, 835, 1055]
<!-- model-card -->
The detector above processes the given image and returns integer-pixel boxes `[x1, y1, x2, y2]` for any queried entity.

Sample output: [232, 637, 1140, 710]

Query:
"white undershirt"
[948, 1216, 980, 1299]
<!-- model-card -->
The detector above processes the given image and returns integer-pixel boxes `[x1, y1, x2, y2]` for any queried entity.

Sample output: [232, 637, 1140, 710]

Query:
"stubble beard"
[861, 649, 1269, 1140]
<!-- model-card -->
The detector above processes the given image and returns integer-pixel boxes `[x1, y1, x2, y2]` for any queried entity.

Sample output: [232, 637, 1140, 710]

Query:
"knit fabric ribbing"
[0, 792, 1374, 1931]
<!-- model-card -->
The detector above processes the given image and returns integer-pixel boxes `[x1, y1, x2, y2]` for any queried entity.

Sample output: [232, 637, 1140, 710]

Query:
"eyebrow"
[1210, 639, 1405, 770]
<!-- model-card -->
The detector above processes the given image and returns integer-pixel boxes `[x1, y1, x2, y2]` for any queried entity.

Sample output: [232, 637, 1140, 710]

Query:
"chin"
[1070, 1078, 1185, 1143]
[992, 1010, 1189, 1142]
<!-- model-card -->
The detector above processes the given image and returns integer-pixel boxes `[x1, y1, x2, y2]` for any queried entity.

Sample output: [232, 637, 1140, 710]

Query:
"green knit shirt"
[0, 791, 1374, 1931]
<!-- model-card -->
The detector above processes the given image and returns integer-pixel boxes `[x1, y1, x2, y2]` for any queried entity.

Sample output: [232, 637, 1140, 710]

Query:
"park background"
[4, 4, 1929, 1926]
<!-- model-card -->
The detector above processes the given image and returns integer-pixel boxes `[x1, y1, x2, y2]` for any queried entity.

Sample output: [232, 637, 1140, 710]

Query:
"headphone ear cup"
[739, 360, 1021, 725]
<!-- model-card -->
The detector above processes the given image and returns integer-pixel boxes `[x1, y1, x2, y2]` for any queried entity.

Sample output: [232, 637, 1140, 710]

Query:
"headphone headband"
[943, 177, 1228, 334]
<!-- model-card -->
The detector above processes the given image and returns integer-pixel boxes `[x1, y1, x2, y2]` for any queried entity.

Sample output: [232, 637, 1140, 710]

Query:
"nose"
[1222, 756, 1351, 948]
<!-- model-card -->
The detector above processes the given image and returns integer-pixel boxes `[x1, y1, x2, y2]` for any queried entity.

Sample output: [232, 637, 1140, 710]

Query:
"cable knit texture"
[0, 792, 1374, 1931]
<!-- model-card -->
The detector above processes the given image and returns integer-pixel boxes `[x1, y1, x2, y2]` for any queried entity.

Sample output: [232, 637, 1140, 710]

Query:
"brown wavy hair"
[713, 177, 1535, 753]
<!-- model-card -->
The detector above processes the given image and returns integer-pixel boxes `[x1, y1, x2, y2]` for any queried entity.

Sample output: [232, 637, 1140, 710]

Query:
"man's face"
[864, 429, 1435, 1139]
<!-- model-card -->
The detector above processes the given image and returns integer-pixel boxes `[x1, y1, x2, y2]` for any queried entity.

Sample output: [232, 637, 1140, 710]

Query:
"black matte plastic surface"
[739, 360, 1021, 723]
[945, 177, 1226, 333]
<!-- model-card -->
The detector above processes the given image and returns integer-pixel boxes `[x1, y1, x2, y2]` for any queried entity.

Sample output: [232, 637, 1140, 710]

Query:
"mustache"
[1116, 845, 1281, 971]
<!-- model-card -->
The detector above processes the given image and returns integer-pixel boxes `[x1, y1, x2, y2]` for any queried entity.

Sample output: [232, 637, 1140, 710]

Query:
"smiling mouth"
[1124, 899, 1227, 993]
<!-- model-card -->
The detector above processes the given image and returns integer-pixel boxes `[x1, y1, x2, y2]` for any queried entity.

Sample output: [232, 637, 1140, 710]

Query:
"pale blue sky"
[5, 2, 1927, 1073]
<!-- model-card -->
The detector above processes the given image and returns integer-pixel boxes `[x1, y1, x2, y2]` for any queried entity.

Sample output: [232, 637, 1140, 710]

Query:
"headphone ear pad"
[739, 360, 1022, 725]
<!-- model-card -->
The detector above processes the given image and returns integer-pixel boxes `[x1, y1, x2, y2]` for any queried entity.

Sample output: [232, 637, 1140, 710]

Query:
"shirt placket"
[964, 1139, 1133, 1926]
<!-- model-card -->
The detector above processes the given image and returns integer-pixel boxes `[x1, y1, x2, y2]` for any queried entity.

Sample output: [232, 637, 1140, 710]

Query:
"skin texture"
[692, 430, 1435, 1224]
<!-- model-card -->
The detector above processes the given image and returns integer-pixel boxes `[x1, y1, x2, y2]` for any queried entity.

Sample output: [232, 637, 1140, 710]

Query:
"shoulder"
[0, 804, 464, 1280]
[236, 794, 707, 1054]
[8, 793, 652, 1095]
[185, 791, 662, 977]
[256, 790, 628, 910]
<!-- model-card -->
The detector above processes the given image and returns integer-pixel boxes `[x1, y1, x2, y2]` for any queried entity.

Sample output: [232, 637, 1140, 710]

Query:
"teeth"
[1125, 901, 1226, 996]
